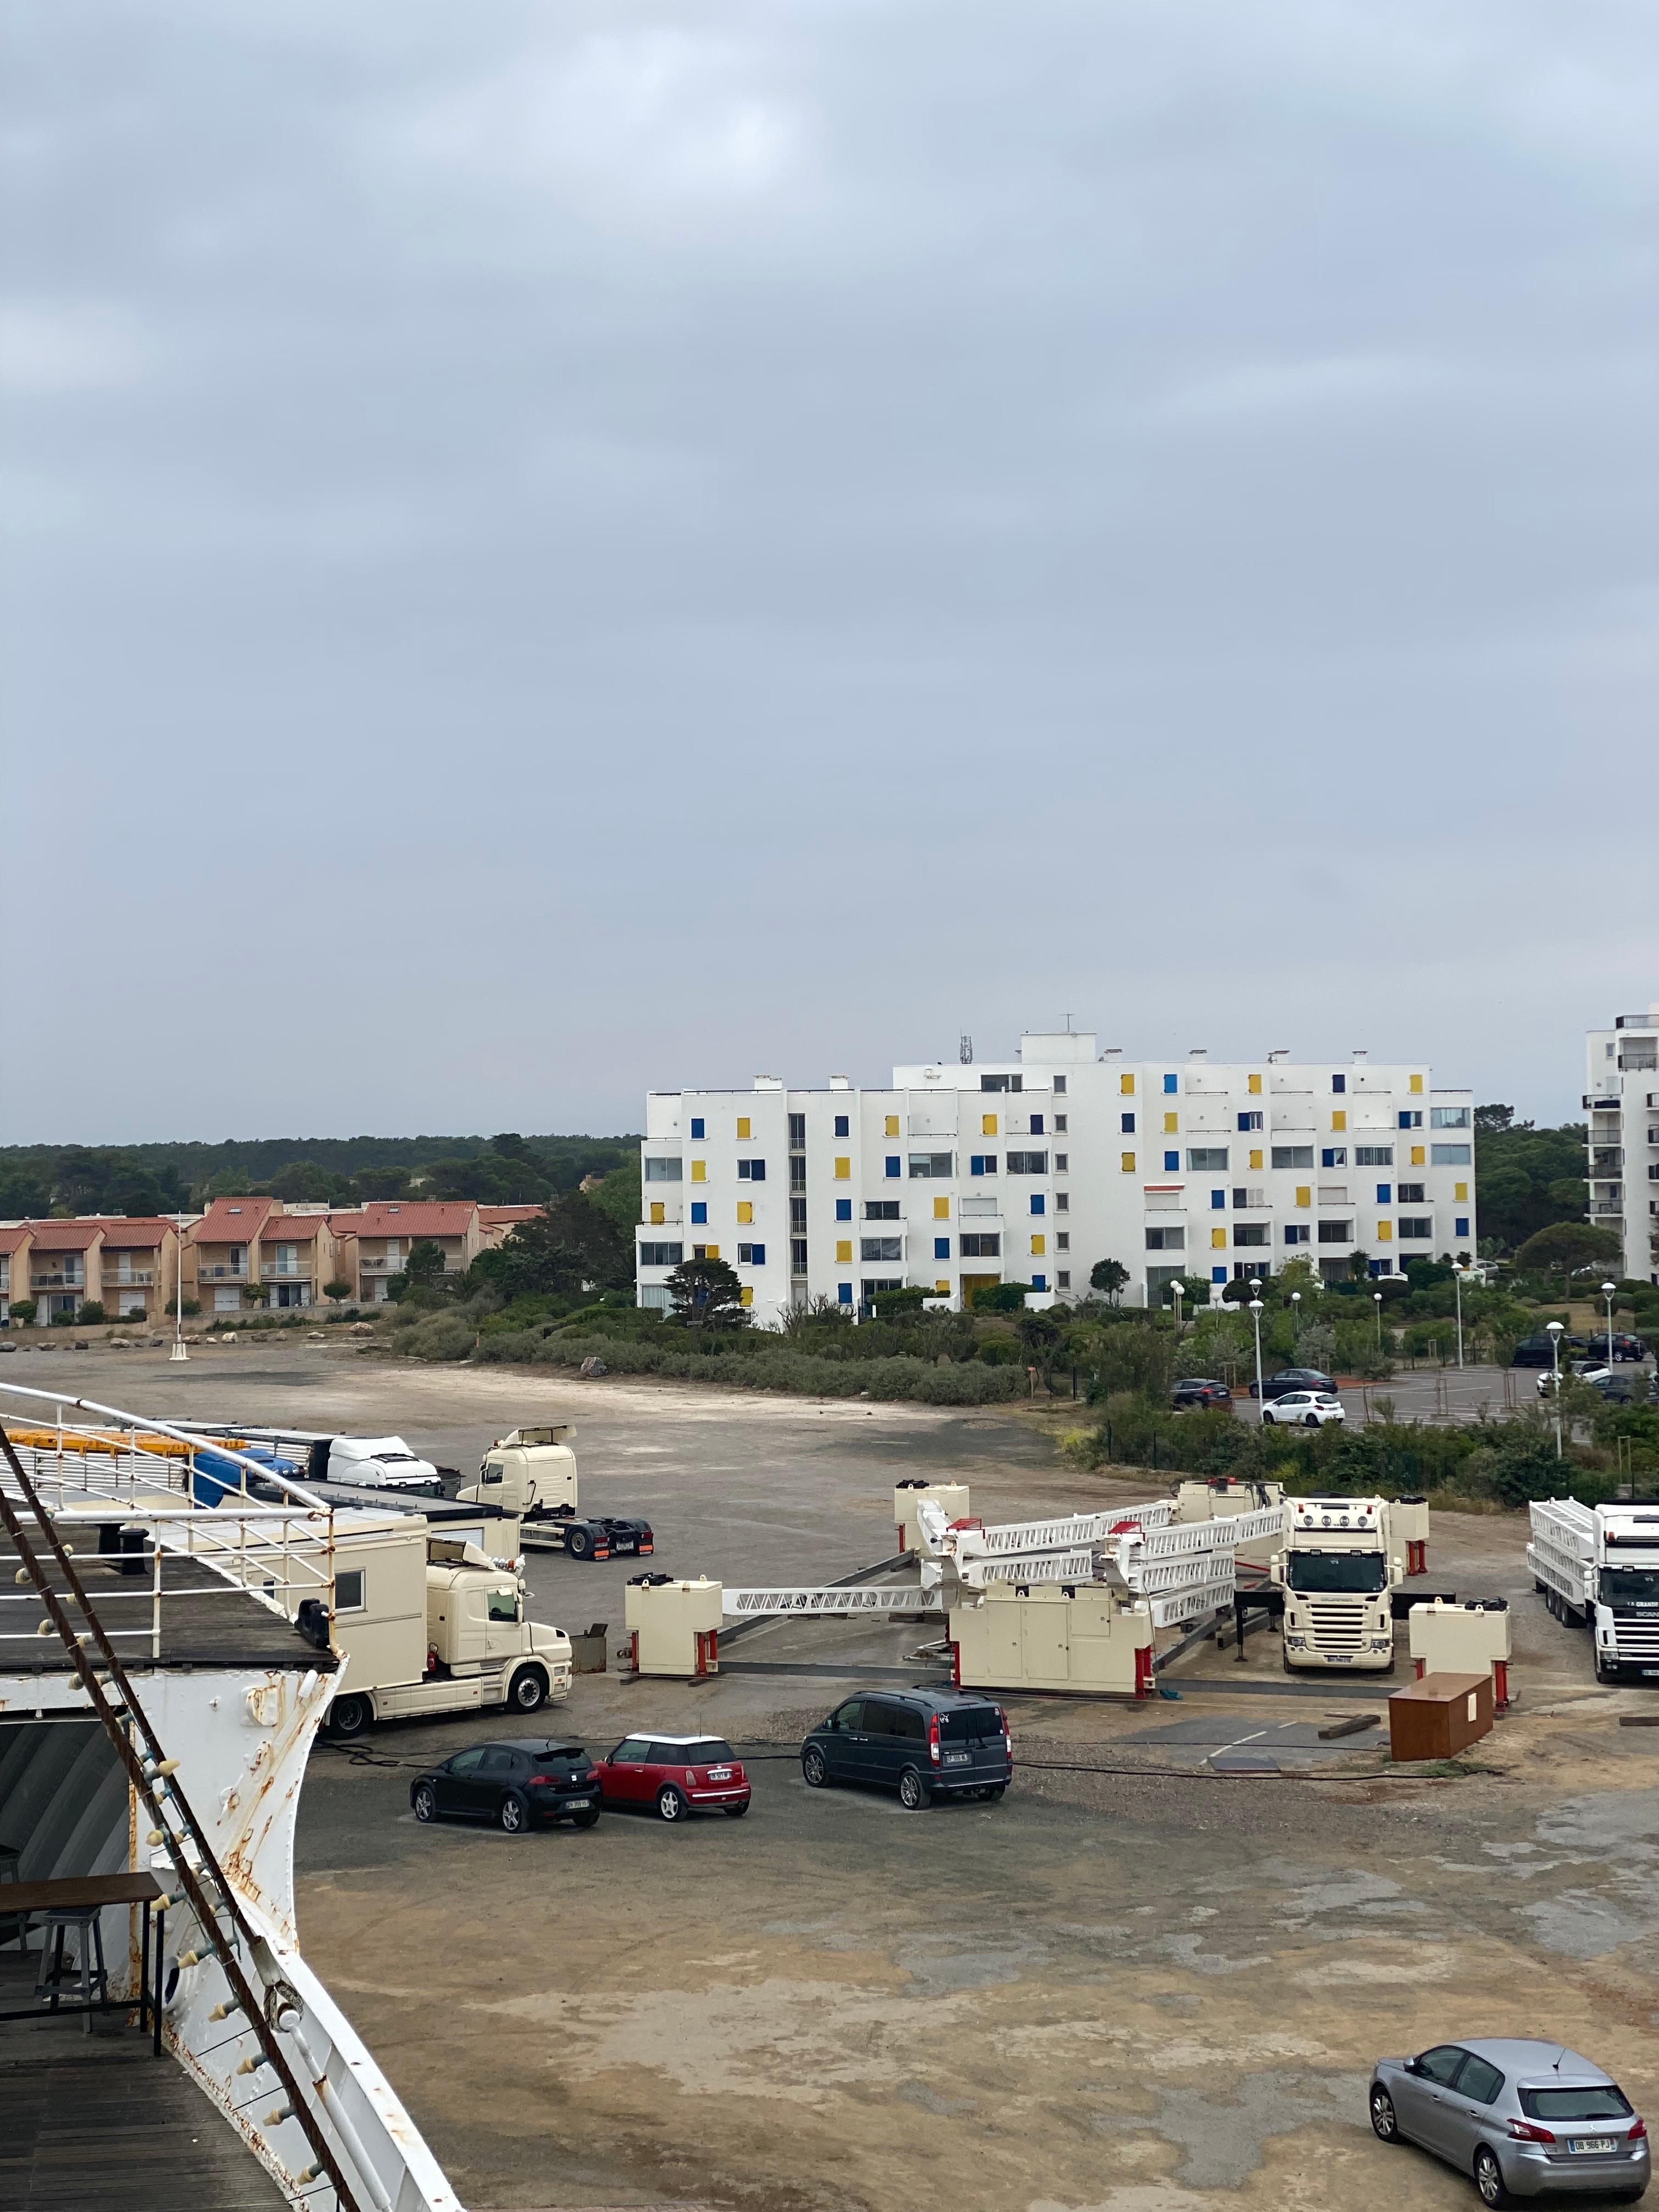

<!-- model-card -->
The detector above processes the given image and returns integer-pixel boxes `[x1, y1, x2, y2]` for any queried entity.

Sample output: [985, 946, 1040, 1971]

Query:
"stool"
[35, 1906, 109, 2028]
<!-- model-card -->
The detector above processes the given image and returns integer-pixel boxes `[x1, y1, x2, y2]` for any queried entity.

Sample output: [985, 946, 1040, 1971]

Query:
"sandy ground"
[4, 1340, 1656, 2211]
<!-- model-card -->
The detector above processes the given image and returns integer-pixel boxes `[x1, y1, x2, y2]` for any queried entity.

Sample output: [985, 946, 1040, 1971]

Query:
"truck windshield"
[1601, 1568, 1659, 1607]
[1285, 1552, 1386, 1594]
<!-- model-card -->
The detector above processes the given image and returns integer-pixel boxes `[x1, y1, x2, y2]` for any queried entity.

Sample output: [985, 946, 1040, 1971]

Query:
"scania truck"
[1528, 1498, 1659, 1683]
[450, 1425, 654, 1561]
[1272, 1494, 1402, 1673]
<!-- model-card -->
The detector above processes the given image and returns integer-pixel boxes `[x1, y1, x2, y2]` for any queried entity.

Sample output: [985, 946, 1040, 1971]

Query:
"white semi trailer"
[1528, 1499, 1659, 1683]
[1272, 1495, 1401, 1674]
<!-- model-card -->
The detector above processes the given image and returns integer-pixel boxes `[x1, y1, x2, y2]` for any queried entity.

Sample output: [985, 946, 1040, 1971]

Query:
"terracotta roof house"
[0, 1224, 34, 1324]
[95, 1217, 182, 1323]
[477, 1205, 544, 1248]
[9, 1217, 182, 1325]
[326, 1201, 483, 1304]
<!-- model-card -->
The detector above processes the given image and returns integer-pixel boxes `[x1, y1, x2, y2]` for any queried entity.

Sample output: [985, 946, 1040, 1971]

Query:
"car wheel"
[567, 1526, 592, 1559]
[498, 1791, 528, 1835]
[1262, 1413, 1276, 1426]
[1474, 2146, 1512, 2208]
[724, 1801, 749, 1818]
[656, 1785, 687, 1822]
[571, 1809, 600, 1829]
[508, 1666, 546, 1713]
[329, 1693, 371, 1740]
[984, 1784, 1006, 1802]
[1369, 2087, 1400, 2143]
[802, 1746, 829, 1787]
[412, 1782, 438, 1824]
[1304, 1414, 1321, 1428]
[898, 1768, 928, 1810]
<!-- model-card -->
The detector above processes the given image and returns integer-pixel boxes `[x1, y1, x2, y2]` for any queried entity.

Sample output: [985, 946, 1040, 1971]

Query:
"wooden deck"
[0, 2017, 288, 2210]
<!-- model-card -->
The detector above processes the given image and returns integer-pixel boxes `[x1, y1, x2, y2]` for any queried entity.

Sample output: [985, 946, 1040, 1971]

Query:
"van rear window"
[1519, 2086, 1632, 2122]
[939, 1707, 1003, 1742]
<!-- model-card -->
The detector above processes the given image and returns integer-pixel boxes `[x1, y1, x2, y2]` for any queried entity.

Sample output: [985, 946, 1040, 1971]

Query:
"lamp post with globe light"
[1602, 1280, 1618, 1371]
[1547, 1319, 1564, 1459]
[1452, 1262, 1466, 1371]
[1249, 1295, 1266, 1419]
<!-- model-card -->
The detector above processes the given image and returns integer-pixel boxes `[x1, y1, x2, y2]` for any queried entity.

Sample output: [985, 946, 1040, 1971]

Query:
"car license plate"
[565, 1798, 591, 1811]
[708, 1767, 732, 1780]
[943, 1751, 971, 1765]
[1567, 2138, 1615, 2155]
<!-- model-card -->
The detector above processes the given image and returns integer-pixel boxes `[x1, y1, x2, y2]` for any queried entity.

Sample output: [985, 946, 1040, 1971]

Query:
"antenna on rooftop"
[960, 1034, 973, 1065]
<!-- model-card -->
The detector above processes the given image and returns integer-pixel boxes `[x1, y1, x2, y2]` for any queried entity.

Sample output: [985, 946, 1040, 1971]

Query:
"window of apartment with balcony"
[1284, 1224, 1310, 1245]
[1322, 1147, 1347, 1167]
[1233, 1224, 1268, 1247]
[639, 1242, 683, 1266]
[1317, 1221, 1352, 1242]
[1237, 1111, 1263, 1132]
[905, 1152, 949, 1178]
[1397, 1218, 1432, 1240]
[791, 1239, 808, 1271]
[1430, 1105, 1471, 1128]
[1355, 1146, 1393, 1167]
[1397, 1183, 1425, 1204]
[1272, 1146, 1314, 1169]
[1006, 1152, 1048, 1174]
[980, 1073, 1022, 1092]
[737, 1159, 766, 1181]
[1188, 1148, 1228, 1171]
[789, 1197, 807, 1228]
[1397, 1110, 1423, 1129]
[1145, 1226, 1186, 1250]
[864, 1200, 900, 1220]
[959, 1233, 1001, 1257]
[644, 1158, 683, 1182]
[788, 1114, 806, 1149]
[969, 1153, 997, 1176]
[1431, 1143, 1472, 1165]
[861, 1237, 902, 1261]
[737, 1243, 766, 1265]
[1029, 1114, 1045, 1136]
[1231, 1188, 1266, 1210]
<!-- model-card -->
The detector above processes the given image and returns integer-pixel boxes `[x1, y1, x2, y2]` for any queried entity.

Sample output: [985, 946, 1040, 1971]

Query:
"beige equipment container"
[952, 1584, 1154, 1697]
[625, 1573, 724, 1677]
[1408, 1598, 1511, 1707]
[1174, 1479, 1286, 1570]
[1391, 1495, 1431, 1576]
[894, 1480, 970, 1555]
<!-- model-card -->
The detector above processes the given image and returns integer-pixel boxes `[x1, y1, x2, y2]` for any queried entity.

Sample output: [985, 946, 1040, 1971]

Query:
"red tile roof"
[26, 1220, 105, 1251]
[262, 1218, 324, 1243]
[0, 1226, 32, 1254]
[96, 1218, 176, 1250]
[195, 1197, 276, 1245]
[328, 1202, 477, 1238]
[478, 1205, 543, 1226]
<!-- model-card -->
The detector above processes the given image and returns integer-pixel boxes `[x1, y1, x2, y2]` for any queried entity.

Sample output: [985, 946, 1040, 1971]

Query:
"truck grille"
[1611, 1615, 1659, 1657]
[1307, 1604, 1364, 1649]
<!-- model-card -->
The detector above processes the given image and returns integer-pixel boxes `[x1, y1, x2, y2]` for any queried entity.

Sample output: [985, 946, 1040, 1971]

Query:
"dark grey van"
[800, 1689, 1012, 1809]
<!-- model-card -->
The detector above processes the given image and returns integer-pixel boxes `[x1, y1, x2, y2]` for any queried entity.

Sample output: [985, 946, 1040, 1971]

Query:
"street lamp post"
[1291, 1290, 1301, 1346]
[1170, 1280, 1185, 1339]
[1373, 1288, 1384, 1352]
[1602, 1279, 1618, 1370]
[1547, 1318, 1564, 1459]
[1452, 1262, 1465, 1371]
[1248, 1295, 1266, 1420]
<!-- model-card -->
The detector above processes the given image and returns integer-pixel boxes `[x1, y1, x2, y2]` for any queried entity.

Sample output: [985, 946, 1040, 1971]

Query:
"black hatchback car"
[1510, 1333, 1590, 1368]
[1172, 1377, 1232, 1409]
[410, 1739, 601, 1835]
[1249, 1367, 1338, 1401]
[801, 1689, 1012, 1810]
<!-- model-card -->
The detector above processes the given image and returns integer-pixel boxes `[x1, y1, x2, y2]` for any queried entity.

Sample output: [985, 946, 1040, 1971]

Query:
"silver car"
[1370, 2039, 1649, 2205]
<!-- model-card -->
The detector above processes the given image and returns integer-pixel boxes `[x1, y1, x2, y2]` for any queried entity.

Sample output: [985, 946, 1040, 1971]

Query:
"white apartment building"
[636, 1032, 1477, 1327]
[1585, 1001, 1659, 1284]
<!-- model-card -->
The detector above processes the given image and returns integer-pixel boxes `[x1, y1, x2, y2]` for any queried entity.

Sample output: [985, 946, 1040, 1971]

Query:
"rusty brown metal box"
[1387, 1670, 1494, 1762]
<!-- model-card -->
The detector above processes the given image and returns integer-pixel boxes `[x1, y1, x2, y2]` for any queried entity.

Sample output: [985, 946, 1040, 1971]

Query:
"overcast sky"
[5, 0, 1654, 1144]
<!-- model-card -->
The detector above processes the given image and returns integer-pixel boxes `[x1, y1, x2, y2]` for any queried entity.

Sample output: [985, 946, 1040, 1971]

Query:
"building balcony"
[357, 1255, 401, 1274]
[196, 1264, 247, 1282]
[30, 1272, 84, 1291]
[261, 1262, 313, 1280]
[1592, 1151, 1624, 1172]
[105, 1269, 155, 1287]
[1590, 1203, 1625, 1217]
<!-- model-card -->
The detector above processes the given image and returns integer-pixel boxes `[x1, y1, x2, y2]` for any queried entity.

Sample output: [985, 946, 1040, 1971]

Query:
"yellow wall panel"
[1120, 1073, 1135, 1094]
[736, 1201, 753, 1224]
[1295, 1186, 1311, 1207]
[834, 1156, 851, 1180]
[691, 1160, 707, 1182]
[885, 1114, 900, 1138]
[981, 1114, 998, 1136]
[1248, 1073, 1262, 1094]
[1249, 1149, 1263, 1171]
[650, 1201, 665, 1225]
[935, 1279, 950, 1294]
[1331, 1110, 1346, 1132]
[1163, 1111, 1178, 1134]
[736, 1116, 751, 1141]
[1121, 1152, 1136, 1173]
[1211, 1227, 1227, 1249]
[1410, 1146, 1425, 1166]
[1454, 1181, 1468, 1201]
[836, 1239, 853, 1264]
[739, 1285, 753, 1307]
[933, 1196, 950, 1220]
[1376, 1221, 1392, 1242]
[1409, 1074, 1424, 1094]
[1030, 1234, 1046, 1256]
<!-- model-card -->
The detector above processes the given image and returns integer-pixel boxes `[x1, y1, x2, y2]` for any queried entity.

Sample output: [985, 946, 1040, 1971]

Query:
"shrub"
[975, 1339, 1019, 1366]
[398, 1312, 476, 1363]
[970, 1282, 1033, 1313]
[469, 1329, 1026, 1404]
[9, 1297, 37, 1324]
[324, 1280, 353, 1302]
[76, 1302, 106, 1325]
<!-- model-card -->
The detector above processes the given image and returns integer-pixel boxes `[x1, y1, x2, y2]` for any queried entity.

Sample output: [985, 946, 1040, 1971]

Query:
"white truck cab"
[327, 1435, 441, 1490]
[1274, 1495, 1401, 1673]
[462, 1426, 579, 1517]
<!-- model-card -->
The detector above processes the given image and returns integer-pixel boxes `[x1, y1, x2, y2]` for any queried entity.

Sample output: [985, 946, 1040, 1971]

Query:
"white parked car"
[1536, 1364, 1612, 1399]
[1261, 1390, 1346, 1427]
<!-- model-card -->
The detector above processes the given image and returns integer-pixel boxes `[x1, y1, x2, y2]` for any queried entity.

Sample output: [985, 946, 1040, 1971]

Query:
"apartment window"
[1029, 1194, 1046, 1216]
[1317, 1186, 1347, 1204]
[1431, 1143, 1472, 1166]
[1145, 1227, 1186, 1250]
[788, 1113, 806, 1148]
[909, 1152, 951, 1178]
[934, 1237, 951, 1260]
[1121, 1113, 1136, 1134]
[1431, 1106, 1471, 1129]
[1030, 1274, 1047, 1291]
[1375, 1183, 1392, 1204]
[1233, 1224, 1268, 1248]
[1321, 1148, 1346, 1167]
[689, 1118, 704, 1141]
[1054, 1115, 1068, 1132]
[791, 1238, 808, 1271]
[834, 1114, 850, 1138]
[1272, 1147, 1314, 1170]
[1284, 1224, 1310, 1245]
[1005, 1152, 1048, 1174]
[1454, 1216, 1470, 1237]
[1331, 1074, 1346, 1093]
[981, 1114, 998, 1138]
[1055, 1193, 1069, 1211]
[690, 1161, 707, 1183]
[1164, 1151, 1180, 1172]
[1397, 1110, 1423, 1130]
[865, 1200, 900, 1220]
[838, 1284, 853, 1304]
[1054, 1153, 1068, 1172]
[1029, 1234, 1046, 1256]
[736, 1117, 751, 1141]
[1163, 1074, 1178, 1094]
[959, 1233, 1001, 1257]
[1057, 1271, 1070, 1288]
[886, 1156, 902, 1178]
[692, 1244, 719, 1260]
[980, 1073, 1021, 1092]
[1397, 1183, 1425, 1205]
[690, 1203, 707, 1225]
[790, 1157, 806, 1190]
[1121, 1073, 1136, 1095]
[1355, 1146, 1393, 1167]
[1188, 1148, 1228, 1171]
[737, 1158, 766, 1181]
[836, 1239, 853, 1263]
[1211, 1266, 1228, 1285]
[835, 1199, 853, 1222]
[1053, 1076, 1066, 1094]
[885, 1115, 900, 1138]
[335, 1570, 366, 1615]
[969, 1154, 997, 1176]
[736, 1201, 753, 1224]
[789, 1197, 807, 1229]
[1056, 1232, 1069, 1251]
[1211, 1189, 1226, 1210]
[1397, 1220, 1432, 1241]
[638, 1242, 683, 1267]
[861, 1238, 902, 1262]
[1237, 1111, 1263, 1132]
[644, 1158, 683, 1182]
[741, 1242, 766, 1265]
[1317, 1221, 1352, 1243]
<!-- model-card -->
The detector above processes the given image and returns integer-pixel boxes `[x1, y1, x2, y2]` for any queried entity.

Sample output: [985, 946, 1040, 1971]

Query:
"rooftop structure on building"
[637, 1030, 1477, 1325]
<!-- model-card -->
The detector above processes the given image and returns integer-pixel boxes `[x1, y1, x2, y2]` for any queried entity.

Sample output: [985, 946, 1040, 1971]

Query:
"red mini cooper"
[596, 1733, 751, 1822]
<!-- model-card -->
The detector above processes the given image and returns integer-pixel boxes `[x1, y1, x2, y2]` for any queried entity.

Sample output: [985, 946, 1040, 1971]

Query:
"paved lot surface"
[4, 1341, 1657, 2211]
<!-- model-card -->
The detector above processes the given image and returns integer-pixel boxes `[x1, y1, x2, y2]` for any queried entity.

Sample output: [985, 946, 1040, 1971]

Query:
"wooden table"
[0, 1872, 165, 2042]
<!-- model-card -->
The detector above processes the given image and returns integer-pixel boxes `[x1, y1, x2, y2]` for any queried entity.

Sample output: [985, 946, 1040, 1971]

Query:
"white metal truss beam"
[722, 1584, 945, 1618]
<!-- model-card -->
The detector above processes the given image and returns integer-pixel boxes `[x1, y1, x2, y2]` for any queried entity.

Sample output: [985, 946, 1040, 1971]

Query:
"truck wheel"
[329, 1694, 371, 1740]
[567, 1526, 593, 1559]
[898, 1768, 929, 1810]
[802, 1747, 829, 1788]
[656, 1785, 687, 1822]
[498, 1792, 528, 1835]
[508, 1666, 546, 1713]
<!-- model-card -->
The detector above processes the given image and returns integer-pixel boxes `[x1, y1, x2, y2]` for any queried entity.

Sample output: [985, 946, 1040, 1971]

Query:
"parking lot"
[6, 1338, 1658, 2211]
